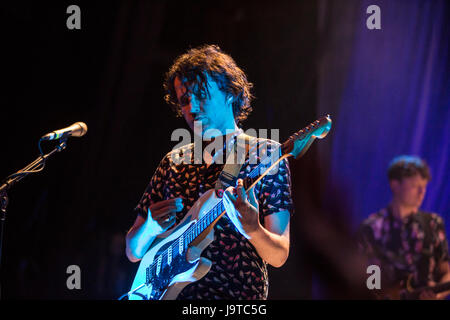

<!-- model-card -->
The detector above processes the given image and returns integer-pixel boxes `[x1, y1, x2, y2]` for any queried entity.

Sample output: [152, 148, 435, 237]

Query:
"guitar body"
[129, 189, 220, 300]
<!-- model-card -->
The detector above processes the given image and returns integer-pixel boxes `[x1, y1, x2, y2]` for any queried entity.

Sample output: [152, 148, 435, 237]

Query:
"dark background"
[1, 0, 448, 299]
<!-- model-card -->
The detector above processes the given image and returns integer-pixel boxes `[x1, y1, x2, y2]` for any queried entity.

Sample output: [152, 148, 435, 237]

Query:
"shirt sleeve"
[133, 156, 168, 220]
[258, 150, 294, 219]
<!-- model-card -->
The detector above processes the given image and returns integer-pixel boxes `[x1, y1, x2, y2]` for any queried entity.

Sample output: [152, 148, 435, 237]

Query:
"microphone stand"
[0, 138, 68, 299]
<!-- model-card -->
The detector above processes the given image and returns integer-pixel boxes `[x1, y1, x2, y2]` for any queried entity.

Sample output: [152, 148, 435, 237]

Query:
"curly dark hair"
[163, 44, 254, 126]
[387, 155, 431, 182]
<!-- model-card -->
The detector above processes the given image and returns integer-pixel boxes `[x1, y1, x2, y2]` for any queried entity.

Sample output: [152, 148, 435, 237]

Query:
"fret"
[212, 205, 217, 219]
[213, 205, 217, 219]
[218, 201, 224, 215]
[207, 210, 212, 223]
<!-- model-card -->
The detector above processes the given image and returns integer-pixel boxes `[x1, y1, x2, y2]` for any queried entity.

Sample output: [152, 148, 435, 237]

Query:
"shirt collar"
[203, 129, 243, 165]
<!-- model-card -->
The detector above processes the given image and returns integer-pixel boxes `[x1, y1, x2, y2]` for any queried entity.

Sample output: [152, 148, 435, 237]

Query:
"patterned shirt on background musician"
[358, 206, 449, 288]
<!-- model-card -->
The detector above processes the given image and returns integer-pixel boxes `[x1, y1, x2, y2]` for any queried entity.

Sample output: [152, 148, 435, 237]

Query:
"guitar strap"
[214, 132, 255, 195]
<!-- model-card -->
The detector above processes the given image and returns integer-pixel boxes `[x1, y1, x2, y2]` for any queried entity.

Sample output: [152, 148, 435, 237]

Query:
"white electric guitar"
[126, 115, 332, 300]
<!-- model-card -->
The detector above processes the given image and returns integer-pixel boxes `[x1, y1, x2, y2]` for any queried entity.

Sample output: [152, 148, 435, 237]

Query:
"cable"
[117, 292, 129, 300]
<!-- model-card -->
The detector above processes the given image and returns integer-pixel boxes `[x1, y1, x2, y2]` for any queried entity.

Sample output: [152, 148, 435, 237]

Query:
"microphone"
[40, 122, 88, 141]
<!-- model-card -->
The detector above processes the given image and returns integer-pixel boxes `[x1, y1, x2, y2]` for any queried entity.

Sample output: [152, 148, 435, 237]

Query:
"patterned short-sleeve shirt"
[358, 207, 449, 288]
[134, 135, 294, 299]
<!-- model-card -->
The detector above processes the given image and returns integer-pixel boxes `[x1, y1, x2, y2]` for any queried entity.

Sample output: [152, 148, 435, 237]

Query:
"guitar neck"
[184, 152, 292, 248]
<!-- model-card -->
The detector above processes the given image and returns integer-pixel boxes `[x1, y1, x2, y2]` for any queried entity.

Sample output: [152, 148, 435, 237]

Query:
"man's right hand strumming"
[148, 198, 183, 232]
[125, 198, 183, 262]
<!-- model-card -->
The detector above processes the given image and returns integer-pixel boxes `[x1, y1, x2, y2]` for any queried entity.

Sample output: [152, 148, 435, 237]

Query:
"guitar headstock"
[281, 115, 332, 159]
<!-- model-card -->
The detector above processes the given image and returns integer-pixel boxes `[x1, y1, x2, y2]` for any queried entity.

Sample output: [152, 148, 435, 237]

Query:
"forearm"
[248, 222, 289, 268]
[126, 219, 158, 262]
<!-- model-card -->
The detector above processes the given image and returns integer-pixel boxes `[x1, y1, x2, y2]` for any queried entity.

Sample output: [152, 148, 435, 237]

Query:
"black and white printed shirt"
[134, 132, 294, 299]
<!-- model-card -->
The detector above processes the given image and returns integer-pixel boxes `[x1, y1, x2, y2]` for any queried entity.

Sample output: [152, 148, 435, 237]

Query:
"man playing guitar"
[358, 156, 450, 299]
[125, 45, 293, 299]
